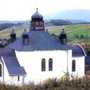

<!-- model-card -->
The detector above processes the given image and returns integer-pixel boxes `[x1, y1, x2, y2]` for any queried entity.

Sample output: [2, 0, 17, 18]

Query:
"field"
[0, 24, 90, 44]
[46, 24, 90, 44]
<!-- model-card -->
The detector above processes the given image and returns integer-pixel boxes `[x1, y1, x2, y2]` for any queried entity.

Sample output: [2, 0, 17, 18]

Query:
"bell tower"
[30, 8, 45, 31]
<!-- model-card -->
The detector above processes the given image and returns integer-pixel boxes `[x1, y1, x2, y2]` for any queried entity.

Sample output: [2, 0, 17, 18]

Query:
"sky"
[0, 0, 90, 20]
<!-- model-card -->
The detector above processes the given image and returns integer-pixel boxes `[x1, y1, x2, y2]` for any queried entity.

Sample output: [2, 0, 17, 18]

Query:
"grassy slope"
[46, 24, 90, 44]
[47, 24, 90, 36]
[0, 26, 24, 39]
[0, 24, 90, 44]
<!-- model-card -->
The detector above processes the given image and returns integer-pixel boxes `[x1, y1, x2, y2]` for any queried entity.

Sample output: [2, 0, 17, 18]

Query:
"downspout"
[22, 75, 26, 85]
[66, 49, 69, 77]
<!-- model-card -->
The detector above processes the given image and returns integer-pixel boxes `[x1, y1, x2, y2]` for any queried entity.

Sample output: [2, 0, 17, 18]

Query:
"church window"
[72, 60, 76, 72]
[0, 64, 2, 76]
[41, 58, 46, 71]
[49, 58, 53, 71]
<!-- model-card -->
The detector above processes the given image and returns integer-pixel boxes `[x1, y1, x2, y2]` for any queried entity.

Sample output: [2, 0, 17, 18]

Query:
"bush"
[0, 78, 90, 90]
[80, 34, 84, 39]
[74, 34, 79, 39]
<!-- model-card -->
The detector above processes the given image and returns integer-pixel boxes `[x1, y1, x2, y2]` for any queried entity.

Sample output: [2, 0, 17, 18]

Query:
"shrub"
[80, 34, 84, 39]
[0, 78, 90, 90]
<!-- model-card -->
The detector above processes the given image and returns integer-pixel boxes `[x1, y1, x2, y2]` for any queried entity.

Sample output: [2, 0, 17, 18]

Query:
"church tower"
[30, 8, 45, 31]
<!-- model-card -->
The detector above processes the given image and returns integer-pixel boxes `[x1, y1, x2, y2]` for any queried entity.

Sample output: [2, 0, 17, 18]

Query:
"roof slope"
[9, 31, 72, 51]
[72, 45, 85, 57]
[8, 31, 85, 57]
[0, 47, 26, 76]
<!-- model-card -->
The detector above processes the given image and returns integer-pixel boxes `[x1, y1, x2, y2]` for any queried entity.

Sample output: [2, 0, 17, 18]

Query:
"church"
[0, 9, 86, 85]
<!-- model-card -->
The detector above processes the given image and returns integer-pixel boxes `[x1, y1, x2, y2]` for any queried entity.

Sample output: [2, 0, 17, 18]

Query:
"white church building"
[0, 9, 86, 85]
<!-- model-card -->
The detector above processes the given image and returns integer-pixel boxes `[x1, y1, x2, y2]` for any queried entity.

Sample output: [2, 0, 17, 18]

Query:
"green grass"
[46, 24, 90, 44]
[46, 24, 90, 36]
[0, 26, 24, 39]
[0, 24, 90, 44]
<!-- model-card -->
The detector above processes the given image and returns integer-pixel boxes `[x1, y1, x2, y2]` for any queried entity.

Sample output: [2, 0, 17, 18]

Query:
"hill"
[0, 23, 90, 44]
[45, 19, 72, 26]
[48, 10, 90, 23]
[0, 21, 24, 31]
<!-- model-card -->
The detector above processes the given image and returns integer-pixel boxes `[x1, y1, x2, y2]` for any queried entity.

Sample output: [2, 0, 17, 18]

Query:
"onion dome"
[31, 8, 43, 21]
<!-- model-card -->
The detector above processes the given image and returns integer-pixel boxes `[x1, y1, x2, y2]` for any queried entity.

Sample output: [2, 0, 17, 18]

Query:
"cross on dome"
[36, 8, 38, 13]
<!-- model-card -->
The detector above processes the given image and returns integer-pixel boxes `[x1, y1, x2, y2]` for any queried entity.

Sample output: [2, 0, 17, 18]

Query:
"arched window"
[72, 60, 76, 72]
[41, 58, 46, 71]
[49, 58, 53, 71]
[0, 64, 2, 76]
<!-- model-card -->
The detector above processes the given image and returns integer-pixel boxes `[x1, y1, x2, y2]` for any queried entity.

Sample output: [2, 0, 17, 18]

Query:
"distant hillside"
[45, 19, 72, 26]
[0, 23, 14, 30]
[44, 19, 89, 26]
[48, 10, 90, 23]
[0, 21, 23, 30]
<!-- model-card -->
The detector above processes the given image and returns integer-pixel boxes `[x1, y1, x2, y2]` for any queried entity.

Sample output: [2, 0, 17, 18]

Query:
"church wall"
[15, 50, 70, 84]
[5, 76, 24, 85]
[71, 56, 85, 77]
[66, 50, 72, 75]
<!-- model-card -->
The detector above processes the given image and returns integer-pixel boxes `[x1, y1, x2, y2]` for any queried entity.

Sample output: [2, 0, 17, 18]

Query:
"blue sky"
[0, 0, 90, 20]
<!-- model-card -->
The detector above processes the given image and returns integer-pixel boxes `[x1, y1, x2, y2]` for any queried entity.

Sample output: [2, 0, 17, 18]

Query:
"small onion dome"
[10, 29, 16, 42]
[59, 29, 67, 44]
[22, 29, 29, 45]
[31, 8, 43, 20]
